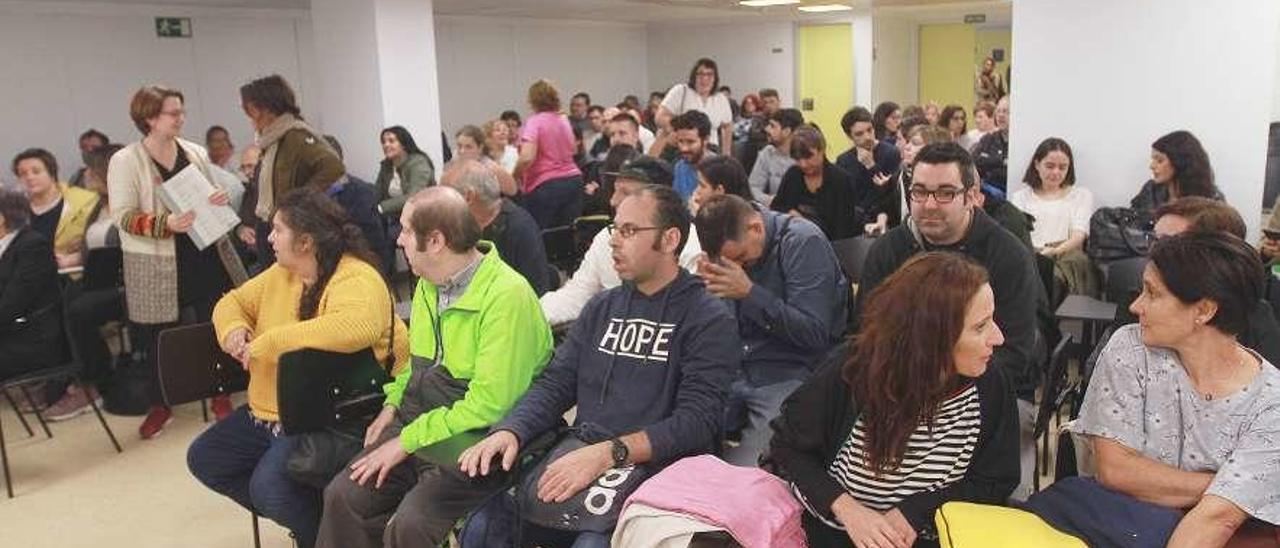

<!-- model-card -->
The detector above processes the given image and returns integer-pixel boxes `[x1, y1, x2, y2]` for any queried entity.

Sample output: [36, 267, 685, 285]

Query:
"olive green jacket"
[374, 152, 435, 215]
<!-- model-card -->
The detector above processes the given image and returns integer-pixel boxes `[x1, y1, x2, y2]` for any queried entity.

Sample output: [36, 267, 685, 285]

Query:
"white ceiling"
[41, 0, 1008, 24]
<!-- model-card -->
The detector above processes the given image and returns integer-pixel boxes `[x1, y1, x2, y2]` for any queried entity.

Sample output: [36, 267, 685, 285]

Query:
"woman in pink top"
[513, 79, 584, 228]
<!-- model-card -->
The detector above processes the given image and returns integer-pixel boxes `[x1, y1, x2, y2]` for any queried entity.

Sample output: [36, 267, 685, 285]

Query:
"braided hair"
[273, 189, 379, 320]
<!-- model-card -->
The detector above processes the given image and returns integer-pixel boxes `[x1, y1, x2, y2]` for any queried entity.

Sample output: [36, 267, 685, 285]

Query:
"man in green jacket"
[317, 186, 552, 548]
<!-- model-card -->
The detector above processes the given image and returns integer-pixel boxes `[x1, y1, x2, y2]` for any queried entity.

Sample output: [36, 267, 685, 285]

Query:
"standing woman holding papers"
[108, 85, 245, 439]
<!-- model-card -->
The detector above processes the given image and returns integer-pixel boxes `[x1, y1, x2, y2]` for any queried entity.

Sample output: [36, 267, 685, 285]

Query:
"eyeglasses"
[695, 70, 716, 78]
[908, 186, 965, 204]
[160, 109, 186, 118]
[607, 223, 663, 239]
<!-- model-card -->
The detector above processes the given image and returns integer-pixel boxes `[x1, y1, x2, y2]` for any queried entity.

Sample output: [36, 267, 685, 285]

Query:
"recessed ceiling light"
[739, 0, 801, 7]
[798, 3, 853, 12]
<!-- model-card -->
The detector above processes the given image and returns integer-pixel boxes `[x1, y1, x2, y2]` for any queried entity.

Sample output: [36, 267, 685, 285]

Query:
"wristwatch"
[609, 438, 629, 468]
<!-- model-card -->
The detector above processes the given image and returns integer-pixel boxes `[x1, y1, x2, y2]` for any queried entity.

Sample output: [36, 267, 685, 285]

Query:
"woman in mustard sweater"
[187, 189, 407, 548]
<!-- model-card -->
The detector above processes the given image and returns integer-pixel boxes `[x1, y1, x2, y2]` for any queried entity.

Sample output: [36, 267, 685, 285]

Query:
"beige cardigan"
[107, 138, 244, 323]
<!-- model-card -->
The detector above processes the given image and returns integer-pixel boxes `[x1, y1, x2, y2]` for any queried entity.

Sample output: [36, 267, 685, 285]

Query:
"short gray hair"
[0, 188, 30, 230]
[442, 159, 501, 205]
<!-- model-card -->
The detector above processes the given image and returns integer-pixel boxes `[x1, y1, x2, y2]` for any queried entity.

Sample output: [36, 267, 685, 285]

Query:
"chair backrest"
[1102, 256, 1147, 306]
[276, 347, 387, 435]
[830, 236, 876, 285]
[573, 215, 611, 256]
[542, 225, 579, 273]
[156, 323, 246, 406]
[1034, 334, 1074, 439]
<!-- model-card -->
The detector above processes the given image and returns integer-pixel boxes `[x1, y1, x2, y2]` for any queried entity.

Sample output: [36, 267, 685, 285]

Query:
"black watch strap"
[609, 438, 629, 467]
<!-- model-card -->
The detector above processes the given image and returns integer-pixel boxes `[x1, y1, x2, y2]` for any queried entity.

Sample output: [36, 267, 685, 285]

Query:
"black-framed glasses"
[908, 186, 964, 204]
[607, 223, 663, 239]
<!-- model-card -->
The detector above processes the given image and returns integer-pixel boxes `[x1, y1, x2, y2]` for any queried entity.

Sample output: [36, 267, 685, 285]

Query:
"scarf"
[255, 113, 334, 220]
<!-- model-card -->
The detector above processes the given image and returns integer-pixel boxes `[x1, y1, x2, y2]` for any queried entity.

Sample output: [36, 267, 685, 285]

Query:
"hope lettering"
[597, 318, 675, 363]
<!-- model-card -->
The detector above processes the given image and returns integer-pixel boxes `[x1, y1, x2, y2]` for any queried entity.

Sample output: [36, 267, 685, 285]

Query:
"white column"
[851, 13, 875, 108]
[310, 0, 443, 181]
[1011, 0, 1280, 238]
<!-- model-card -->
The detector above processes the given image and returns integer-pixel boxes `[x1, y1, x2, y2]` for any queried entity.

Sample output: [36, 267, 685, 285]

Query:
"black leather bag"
[1087, 207, 1155, 263]
[517, 428, 651, 533]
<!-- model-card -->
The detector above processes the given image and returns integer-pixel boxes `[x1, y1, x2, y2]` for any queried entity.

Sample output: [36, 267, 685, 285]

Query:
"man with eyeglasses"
[857, 141, 1048, 501]
[693, 193, 848, 466]
[539, 156, 703, 326]
[459, 184, 740, 547]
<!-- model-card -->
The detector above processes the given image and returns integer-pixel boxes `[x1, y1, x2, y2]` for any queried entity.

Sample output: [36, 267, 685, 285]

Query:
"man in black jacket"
[857, 142, 1047, 500]
[972, 96, 1010, 195]
[458, 185, 741, 546]
[441, 158, 551, 295]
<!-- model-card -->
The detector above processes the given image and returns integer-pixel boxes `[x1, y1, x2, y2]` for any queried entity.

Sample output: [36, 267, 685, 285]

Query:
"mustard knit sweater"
[213, 255, 408, 422]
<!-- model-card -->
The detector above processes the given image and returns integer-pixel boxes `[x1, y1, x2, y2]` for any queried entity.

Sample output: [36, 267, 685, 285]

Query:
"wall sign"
[155, 17, 192, 38]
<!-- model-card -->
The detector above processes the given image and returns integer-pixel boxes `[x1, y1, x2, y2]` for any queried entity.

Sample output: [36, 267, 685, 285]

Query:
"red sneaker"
[139, 406, 173, 439]
[210, 394, 233, 421]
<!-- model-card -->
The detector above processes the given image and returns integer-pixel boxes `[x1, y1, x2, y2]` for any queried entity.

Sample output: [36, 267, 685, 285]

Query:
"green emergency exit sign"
[155, 17, 192, 38]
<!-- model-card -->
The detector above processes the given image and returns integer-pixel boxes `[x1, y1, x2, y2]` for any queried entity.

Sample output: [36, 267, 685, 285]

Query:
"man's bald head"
[407, 186, 480, 253]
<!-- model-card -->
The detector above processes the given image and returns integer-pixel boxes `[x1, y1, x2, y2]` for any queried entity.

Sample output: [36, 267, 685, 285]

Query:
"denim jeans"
[461, 490, 613, 548]
[722, 377, 806, 467]
[521, 175, 583, 229]
[187, 406, 321, 548]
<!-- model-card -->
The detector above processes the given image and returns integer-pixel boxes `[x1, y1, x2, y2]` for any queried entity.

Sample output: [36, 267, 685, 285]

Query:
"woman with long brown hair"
[768, 252, 1019, 547]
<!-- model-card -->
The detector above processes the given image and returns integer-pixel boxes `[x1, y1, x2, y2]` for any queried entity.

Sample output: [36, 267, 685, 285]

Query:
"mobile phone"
[1264, 228, 1280, 241]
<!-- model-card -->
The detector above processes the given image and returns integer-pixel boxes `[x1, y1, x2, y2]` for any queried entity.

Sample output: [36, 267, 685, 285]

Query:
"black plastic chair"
[830, 236, 876, 291]
[1033, 334, 1073, 492]
[542, 225, 580, 277]
[0, 302, 123, 498]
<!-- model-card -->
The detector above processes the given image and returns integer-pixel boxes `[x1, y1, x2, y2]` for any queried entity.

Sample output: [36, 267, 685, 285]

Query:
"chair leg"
[202, 399, 209, 423]
[2, 388, 34, 437]
[251, 511, 262, 548]
[0, 403, 11, 498]
[82, 378, 122, 454]
[18, 385, 52, 439]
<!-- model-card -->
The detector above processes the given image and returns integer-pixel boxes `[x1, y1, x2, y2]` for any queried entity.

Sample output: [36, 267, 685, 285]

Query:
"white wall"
[1011, 0, 1280, 239]
[375, 0, 444, 166]
[434, 15, 648, 137]
[647, 21, 796, 108]
[0, 1, 313, 182]
[871, 14, 918, 106]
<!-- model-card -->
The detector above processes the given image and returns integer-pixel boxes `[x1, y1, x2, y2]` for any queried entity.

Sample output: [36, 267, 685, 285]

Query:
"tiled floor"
[0, 393, 294, 548]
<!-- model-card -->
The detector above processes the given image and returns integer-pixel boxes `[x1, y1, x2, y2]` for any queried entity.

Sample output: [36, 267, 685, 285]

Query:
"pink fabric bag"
[621, 455, 807, 548]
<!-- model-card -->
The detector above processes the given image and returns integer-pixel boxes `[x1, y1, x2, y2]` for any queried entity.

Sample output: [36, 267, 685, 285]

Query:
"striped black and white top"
[827, 382, 981, 511]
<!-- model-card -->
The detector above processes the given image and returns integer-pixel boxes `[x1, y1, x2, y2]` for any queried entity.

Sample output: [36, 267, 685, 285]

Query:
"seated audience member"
[206, 125, 235, 170]
[923, 101, 941, 125]
[440, 158, 550, 295]
[455, 125, 519, 197]
[769, 252, 1018, 547]
[482, 119, 519, 173]
[938, 104, 968, 144]
[188, 189, 407, 548]
[972, 95, 1010, 195]
[859, 142, 1046, 500]
[748, 108, 803, 205]
[656, 58, 735, 155]
[0, 189, 62, 379]
[584, 105, 607, 158]
[234, 145, 263, 253]
[12, 148, 100, 270]
[605, 111, 643, 152]
[458, 185, 741, 547]
[669, 110, 716, 200]
[539, 156, 702, 326]
[1263, 197, 1280, 261]
[960, 101, 996, 151]
[692, 155, 754, 213]
[872, 101, 904, 148]
[500, 110, 522, 137]
[322, 136, 392, 276]
[1010, 137, 1098, 297]
[318, 186, 552, 548]
[374, 126, 436, 217]
[1069, 232, 1280, 548]
[1131, 130, 1223, 215]
[45, 144, 126, 421]
[1151, 197, 1280, 365]
[514, 79, 585, 229]
[241, 74, 346, 266]
[69, 129, 110, 187]
[733, 92, 762, 145]
[836, 107, 902, 235]
[772, 126, 861, 240]
[696, 194, 847, 466]
[582, 144, 639, 217]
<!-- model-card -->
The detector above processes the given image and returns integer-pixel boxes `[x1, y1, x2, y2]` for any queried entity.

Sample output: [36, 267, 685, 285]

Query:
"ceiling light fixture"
[798, 4, 853, 12]
[739, 0, 800, 7]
